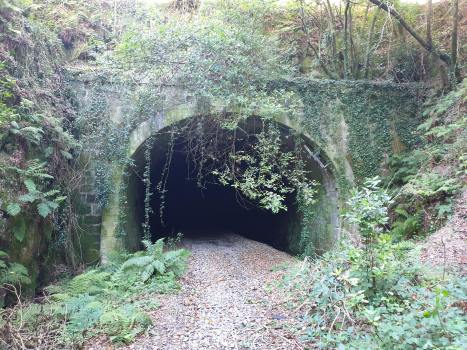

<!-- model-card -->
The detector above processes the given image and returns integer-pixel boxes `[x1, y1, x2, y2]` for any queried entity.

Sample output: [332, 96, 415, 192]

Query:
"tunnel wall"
[69, 77, 423, 261]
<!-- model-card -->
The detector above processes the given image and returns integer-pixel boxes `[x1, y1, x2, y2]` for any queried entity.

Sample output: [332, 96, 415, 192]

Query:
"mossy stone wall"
[70, 78, 422, 261]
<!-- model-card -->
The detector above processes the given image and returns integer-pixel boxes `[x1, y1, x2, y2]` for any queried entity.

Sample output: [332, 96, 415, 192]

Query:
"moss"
[83, 215, 102, 225]
[85, 225, 101, 235]
[77, 204, 92, 215]
[80, 234, 100, 264]
[6, 216, 47, 297]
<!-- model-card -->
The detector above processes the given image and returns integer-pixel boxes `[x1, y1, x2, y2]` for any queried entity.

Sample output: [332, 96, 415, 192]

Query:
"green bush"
[277, 179, 467, 349]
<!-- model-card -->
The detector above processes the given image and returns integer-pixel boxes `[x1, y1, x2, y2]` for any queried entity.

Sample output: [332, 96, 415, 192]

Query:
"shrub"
[277, 178, 467, 349]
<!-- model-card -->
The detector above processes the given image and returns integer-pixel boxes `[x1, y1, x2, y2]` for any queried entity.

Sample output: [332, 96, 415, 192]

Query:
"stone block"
[77, 204, 92, 215]
[86, 224, 101, 235]
[83, 215, 102, 226]
[90, 203, 101, 215]
[80, 234, 100, 264]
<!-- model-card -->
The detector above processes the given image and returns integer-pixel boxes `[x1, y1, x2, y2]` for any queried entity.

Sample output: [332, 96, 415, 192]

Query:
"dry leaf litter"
[420, 189, 467, 273]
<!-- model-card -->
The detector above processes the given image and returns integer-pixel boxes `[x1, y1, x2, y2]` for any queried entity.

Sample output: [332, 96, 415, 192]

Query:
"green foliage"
[11, 214, 25, 241]
[386, 80, 467, 240]
[278, 181, 467, 349]
[5, 161, 67, 233]
[0, 61, 18, 126]
[213, 122, 316, 213]
[44, 237, 189, 345]
[341, 177, 394, 293]
[120, 239, 190, 283]
[6, 202, 21, 216]
[0, 251, 31, 288]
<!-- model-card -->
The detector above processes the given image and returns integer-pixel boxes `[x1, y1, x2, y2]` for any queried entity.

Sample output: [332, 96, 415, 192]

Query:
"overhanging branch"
[368, 0, 451, 66]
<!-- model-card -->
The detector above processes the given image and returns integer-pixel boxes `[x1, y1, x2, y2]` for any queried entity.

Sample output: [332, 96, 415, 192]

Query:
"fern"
[61, 270, 110, 296]
[391, 214, 420, 240]
[13, 176, 66, 219]
[56, 294, 95, 315]
[10, 160, 54, 180]
[393, 241, 416, 251]
[0, 262, 31, 285]
[12, 214, 25, 242]
[9, 122, 44, 145]
[44, 238, 188, 345]
[6, 202, 21, 216]
[120, 239, 189, 282]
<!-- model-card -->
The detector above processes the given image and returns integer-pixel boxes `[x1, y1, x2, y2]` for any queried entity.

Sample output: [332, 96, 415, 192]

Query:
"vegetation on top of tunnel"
[74, 0, 325, 254]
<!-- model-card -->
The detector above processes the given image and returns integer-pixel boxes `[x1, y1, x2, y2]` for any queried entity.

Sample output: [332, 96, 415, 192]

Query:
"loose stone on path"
[88, 230, 303, 350]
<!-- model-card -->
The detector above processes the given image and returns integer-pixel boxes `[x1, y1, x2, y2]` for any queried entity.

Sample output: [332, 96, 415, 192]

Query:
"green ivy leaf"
[423, 311, 431, 318]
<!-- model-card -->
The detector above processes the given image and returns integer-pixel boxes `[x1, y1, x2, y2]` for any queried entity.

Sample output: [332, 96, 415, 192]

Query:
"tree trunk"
[325, 0, 339, 77]
[398, 23, 405, 42]
[343, 0, 350, 79]
[363, 2, 371, 29]
[349, 6, 358, 79]
[427, 0, 432, 48]
[364, 10, 378, 79]
[299, 0, 336, 80]
[367, 0, 451, 89]
[433, 54, 451, 89]
[452, 0, 460, 80]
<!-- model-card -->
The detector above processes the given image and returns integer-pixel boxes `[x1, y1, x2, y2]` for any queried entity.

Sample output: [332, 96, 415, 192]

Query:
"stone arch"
[100, 108, 349, 260]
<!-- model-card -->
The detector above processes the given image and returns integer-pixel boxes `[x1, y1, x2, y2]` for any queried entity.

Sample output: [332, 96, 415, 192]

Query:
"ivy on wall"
[288, 80, 424, 187]
[66, 0, 426, 258]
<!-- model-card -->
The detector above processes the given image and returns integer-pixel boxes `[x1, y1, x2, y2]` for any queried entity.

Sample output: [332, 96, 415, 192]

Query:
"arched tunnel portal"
[119, 116, 340, 256]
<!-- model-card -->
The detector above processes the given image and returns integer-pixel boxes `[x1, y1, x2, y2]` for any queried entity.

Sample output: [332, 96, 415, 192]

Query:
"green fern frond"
[0, 262, 31, 285]
[142, 238, 164, 257]
[67, 307, 104, 334]
[394, 208, 409, 218]
[121, 256, 153, 271]
[6, 203, 21, 216]
[64, 270, 110, 296]
[56, 294, 95, 315]
[394, 241, 416, 251]
[12, 214, 26, 242]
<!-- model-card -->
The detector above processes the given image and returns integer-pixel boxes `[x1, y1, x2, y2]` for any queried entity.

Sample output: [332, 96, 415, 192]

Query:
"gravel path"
[111, 230, 303, 350]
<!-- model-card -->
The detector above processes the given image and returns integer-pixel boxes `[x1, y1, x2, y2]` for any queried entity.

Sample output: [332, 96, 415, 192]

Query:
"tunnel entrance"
[121, 117, 339, 255]
[147, 149, 296, 250]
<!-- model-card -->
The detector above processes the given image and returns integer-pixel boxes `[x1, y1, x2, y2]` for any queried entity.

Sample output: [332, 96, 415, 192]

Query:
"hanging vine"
[142, 136, 155, 240]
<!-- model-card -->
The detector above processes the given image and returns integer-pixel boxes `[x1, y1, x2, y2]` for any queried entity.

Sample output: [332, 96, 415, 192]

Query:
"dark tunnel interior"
[123, 118, 337, 255]
[147, 149, 297, 251]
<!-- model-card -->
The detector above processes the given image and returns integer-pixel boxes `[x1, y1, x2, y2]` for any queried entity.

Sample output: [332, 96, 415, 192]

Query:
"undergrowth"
[386, 81, 467, 240]
[276, 178, 467, 349]
[0, 238, 190, 349]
